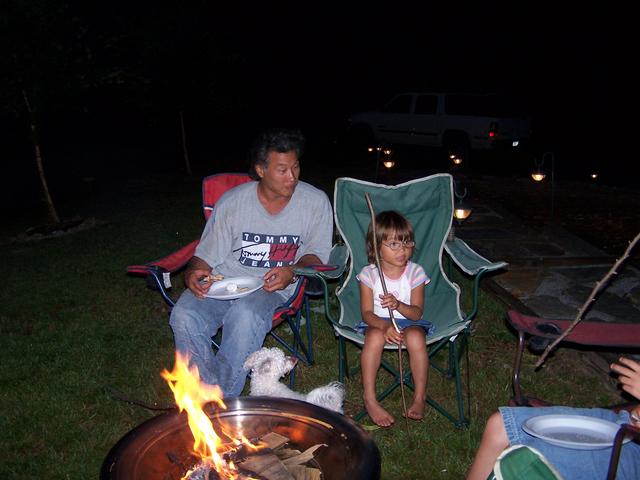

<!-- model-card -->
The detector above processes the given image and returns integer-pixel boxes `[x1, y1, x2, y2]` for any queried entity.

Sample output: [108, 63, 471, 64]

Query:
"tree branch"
[535, 231, 640, 368]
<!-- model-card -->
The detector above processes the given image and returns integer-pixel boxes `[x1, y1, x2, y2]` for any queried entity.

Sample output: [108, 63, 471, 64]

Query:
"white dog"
[243, 347, 345, 414]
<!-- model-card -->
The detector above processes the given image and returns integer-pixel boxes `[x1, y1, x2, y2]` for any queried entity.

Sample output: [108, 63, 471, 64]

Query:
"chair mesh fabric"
[492, 445, 563, 480]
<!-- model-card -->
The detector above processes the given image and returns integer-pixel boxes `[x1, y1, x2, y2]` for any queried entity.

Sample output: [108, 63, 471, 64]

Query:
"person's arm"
[379, 284, 424, 321]
[611, 357, 640, 400]
[610, 357, 640, 425]
[360, 282, 403, 344]
[184, 256, 214, 299]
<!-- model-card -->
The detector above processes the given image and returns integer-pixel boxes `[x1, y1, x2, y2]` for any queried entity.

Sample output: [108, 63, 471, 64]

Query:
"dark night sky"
[172, 1, 620, 163]
[219, 3, 615, 118]
[5, 1, 619, 133]
[2, 0, 628, 208]
[32, 3, 616, 114]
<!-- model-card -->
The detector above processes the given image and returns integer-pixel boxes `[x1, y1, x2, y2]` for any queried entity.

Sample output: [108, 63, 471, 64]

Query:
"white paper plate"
[522, 414, 631, 450]
[204, 276, 264, 300]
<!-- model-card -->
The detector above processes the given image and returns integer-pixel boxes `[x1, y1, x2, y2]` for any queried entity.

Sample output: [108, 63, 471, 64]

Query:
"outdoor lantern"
[531, 157, 546, 182]
[448, 190, 472, 241]
[372, 145, 395, 180]
[381, 146, 394, 168]
[591, 172, 598, 180]
[531, 170, 546, 181]
[453, 205, 472, 222]
[451, 155, 462, 165]
[452, 181, 472, 225]
[530, 152, 557, 219]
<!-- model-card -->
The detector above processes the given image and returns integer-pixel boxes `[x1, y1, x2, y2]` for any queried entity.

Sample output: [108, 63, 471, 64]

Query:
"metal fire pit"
[101, 396, 381, 480]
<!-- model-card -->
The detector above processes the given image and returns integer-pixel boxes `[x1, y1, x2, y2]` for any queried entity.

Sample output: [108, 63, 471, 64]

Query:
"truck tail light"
[489, 122, 498, 138]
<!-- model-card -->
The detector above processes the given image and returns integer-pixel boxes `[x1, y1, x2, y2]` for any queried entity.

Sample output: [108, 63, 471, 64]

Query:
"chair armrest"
[127, 240, 199, 277]
[444, 237, 507, 323]
[293, 244, 349, 329]
[444, 237, 507, 275]
[293, 244, 348, 281]
[126, 239, 199, 308]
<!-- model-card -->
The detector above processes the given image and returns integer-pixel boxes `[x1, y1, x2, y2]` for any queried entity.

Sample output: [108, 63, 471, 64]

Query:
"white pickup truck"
[348, 92, 532, 160]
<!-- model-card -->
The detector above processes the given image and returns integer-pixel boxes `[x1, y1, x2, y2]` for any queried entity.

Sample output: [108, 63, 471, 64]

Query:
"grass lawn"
[1, 170, 622, 479]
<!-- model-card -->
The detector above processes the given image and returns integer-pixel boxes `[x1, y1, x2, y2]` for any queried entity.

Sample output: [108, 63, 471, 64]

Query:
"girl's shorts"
[356, 317, 434, 336]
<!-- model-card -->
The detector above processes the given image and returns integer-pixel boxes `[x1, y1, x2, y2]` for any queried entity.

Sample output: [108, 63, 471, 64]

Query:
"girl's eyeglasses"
[382, 240, 416, 250]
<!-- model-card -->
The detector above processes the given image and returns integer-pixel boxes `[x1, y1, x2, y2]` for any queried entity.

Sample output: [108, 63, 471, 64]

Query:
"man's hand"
[185, 268, 214, 298]
[611, 357, 640, 400]
[184, 257, 217, 299]
[263, 266, 296, 293]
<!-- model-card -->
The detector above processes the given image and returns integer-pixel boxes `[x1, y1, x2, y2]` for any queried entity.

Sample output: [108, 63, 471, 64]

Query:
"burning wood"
[162, 354, 325, 480]
[183, 432, 325, 480]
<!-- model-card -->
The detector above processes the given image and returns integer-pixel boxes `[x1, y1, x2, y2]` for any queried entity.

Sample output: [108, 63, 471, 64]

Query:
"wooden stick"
[364, 194, 401, 333]
[535, 231, 640, 368]
[364, 193, 409, 429]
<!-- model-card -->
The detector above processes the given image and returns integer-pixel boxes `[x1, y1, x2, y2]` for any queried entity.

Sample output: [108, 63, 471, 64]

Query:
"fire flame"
[161, 352, 258, 479]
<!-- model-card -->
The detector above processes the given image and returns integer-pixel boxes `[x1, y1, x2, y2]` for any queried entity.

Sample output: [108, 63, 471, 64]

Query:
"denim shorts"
[355, 317, 434, 336]
[500, 406, 639, 479]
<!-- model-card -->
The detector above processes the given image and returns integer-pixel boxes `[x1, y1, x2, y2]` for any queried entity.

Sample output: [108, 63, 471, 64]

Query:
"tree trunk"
[180, 109, 192, 176]
[23, 90, 60, 224]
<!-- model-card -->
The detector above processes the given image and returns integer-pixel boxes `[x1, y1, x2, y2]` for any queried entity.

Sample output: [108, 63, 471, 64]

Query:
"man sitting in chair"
[169, 128, 333, 397]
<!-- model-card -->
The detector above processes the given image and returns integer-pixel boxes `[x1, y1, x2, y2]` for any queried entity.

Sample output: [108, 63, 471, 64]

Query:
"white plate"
[522, 414, 631, 450]
[204, 276, 264, 300]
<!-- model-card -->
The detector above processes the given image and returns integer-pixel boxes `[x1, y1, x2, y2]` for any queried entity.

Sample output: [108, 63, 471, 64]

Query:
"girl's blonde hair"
[366, 210, 414, 263]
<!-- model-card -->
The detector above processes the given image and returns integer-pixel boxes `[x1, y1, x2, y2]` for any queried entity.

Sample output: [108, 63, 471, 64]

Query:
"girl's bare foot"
[364, 397, 395, 427]
[405, 399, 425, 421]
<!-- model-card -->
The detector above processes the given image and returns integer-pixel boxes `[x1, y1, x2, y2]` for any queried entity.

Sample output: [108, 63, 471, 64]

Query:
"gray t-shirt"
[195, 180, 333, 298]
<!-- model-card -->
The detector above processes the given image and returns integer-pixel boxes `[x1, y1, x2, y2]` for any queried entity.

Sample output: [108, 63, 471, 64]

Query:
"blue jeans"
[169, 288, 285, 397]
[500, 406, 639, 479]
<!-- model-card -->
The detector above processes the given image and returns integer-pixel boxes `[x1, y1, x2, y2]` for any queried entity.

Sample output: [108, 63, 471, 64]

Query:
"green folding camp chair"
[294, 174, 507, 427]
[488, 445, 563, 480]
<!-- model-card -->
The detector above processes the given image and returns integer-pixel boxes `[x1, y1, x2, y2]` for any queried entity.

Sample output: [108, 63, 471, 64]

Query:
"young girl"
[357, 210, 433, 427]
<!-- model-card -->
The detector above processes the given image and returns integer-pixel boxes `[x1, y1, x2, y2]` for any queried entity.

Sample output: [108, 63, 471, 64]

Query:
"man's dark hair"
[248, 128, 305, 180]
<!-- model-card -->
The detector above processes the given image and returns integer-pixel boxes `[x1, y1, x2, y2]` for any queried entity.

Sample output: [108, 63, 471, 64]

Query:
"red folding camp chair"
[506, 309, 640, 408]
[506, 309, 640, 479]
[127, 173, 319, 374]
